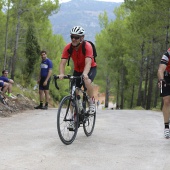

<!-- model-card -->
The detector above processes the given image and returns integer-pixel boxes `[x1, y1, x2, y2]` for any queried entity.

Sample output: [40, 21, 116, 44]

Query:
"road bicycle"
[53, 74, 96, 145]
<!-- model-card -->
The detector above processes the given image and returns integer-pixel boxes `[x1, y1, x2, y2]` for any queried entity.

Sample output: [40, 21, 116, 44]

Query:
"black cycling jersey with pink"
[161, 48, 170, 72]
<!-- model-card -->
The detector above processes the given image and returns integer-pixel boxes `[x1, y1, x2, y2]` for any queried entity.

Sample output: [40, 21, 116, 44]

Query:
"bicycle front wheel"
[83, 99, 96, 136]
[57, 95, 79, 145]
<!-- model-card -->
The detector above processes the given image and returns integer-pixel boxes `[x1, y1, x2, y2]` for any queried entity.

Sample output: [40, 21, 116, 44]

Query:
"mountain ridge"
[49, 0, 122, 43]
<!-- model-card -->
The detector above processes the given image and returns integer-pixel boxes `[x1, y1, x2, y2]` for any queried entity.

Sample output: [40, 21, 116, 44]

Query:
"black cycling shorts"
[160, 72, 170, 97]
[39, 77, 51, 90]
[73, 67, 97, 88]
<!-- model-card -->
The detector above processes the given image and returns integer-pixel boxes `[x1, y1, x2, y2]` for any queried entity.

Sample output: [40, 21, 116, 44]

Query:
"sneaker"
[34, 105, 43, 109]
[0, 95, 7, 105]
[42, 105, 48, 110]
[164, 128, 170, 139]
[89, 103, 96, 114]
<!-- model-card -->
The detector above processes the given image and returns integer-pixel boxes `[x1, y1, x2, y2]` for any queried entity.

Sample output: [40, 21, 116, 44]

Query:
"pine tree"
[25, 21, 40, 85]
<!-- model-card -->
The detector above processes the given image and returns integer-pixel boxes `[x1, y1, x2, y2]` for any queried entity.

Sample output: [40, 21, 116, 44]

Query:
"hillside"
[49, 0, 122, 43]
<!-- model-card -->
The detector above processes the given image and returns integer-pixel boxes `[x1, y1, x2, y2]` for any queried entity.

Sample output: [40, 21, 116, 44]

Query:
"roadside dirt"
[0, 94, 36, 117]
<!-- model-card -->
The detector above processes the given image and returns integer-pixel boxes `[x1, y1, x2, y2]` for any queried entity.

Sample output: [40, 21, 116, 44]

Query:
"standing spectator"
[34, 50, 53, 110]
[0, 70, 14, 97]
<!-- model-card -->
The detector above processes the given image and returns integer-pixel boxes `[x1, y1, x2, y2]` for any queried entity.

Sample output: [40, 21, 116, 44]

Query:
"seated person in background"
[0, 70, 14, 97]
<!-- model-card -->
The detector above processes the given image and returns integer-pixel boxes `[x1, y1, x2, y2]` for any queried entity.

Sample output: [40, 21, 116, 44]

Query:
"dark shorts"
[39, 77, 51, 90]
[160, 72, 170, 97]
[0, 81, 4, 87]
[73, 67, 97, 88]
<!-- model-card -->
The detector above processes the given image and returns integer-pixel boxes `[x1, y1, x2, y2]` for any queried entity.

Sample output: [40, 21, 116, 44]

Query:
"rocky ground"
[0, 94, 36, 117]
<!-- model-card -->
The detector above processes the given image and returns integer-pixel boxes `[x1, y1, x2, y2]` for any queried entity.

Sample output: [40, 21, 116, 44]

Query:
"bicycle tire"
[57, 95, 79, 145]
[83, 98, 96, 136]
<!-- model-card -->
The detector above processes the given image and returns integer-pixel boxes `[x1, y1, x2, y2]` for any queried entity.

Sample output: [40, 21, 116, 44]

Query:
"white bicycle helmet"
[70, 26, 85, 36]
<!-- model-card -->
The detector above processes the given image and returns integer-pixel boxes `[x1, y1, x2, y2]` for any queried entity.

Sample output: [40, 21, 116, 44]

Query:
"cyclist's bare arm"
[59, 59, 67, 79]
[158, 64, 166, 80]
[158, 64, 166, 88]
[82, 57, 92, 78]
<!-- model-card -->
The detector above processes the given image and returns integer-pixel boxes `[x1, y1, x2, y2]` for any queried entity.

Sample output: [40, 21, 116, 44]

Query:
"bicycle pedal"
[68, 127, 75, 131]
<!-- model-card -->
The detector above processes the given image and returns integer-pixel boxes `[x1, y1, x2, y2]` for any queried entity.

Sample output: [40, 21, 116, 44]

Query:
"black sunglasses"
[70, 35, 80, 40]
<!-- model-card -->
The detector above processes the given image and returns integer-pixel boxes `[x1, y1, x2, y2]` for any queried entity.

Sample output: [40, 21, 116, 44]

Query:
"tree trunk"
[130, 84, 135, 109]
[137, 42, 145, 106]
[105, 76, 110, 108]
[146, 38, 155, 110]
[153, 83, 159, 108]
[11, 0, 22, 80]
[165, 25, 169, 50]
[120, 67, 124, 109]
[143, 54, 149, 108]
[116, 79, 120, 109]
[4, 0, 11, 70]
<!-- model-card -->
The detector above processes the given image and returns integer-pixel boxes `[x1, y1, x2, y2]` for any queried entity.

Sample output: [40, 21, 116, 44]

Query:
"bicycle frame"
[63, 77, 80, 121]
[69, 76, 89, 116]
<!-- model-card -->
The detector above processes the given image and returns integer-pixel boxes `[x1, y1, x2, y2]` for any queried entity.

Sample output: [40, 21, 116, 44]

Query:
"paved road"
[0, 109, 170, 170]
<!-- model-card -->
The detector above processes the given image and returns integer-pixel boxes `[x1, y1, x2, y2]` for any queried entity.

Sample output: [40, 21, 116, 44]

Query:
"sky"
[59, 0, 124, 4]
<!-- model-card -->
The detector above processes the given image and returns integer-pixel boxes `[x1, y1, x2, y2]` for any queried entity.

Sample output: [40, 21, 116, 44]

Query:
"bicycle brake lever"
[53, 75, 59, 90]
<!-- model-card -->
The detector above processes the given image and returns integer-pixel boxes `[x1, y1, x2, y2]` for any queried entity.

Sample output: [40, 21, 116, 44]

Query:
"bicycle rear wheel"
[83, 99, 96, 136]
[57, 95, 79, 145]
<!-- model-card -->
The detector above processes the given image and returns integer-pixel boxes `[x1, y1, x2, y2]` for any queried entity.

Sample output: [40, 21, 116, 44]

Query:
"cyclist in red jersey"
[58, 26, 97, 114]
[158, 48, 170, 138]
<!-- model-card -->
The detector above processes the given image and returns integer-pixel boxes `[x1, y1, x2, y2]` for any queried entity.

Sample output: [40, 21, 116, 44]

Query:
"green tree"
[96, 12, 114, 108]
[0, 0, 6, 69]
[7, 0, 60, 80]
[24, 21, 40, 85]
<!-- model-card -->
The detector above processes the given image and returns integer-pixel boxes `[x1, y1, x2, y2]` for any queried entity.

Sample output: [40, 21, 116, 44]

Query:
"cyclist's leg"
[84, 67, 97, 113]
[162, 96, 170, 138]
[161, 79, 170, 138]
[84, 67, 96, 95]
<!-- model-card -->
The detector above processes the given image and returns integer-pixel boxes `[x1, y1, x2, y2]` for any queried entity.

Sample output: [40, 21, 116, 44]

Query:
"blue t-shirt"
[0, 76, 9, 82]
[40, 58, 53, 77]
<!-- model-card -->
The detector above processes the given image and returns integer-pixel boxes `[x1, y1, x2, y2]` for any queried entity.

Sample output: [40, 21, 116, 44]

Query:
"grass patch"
[132, 106, 145, 110]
